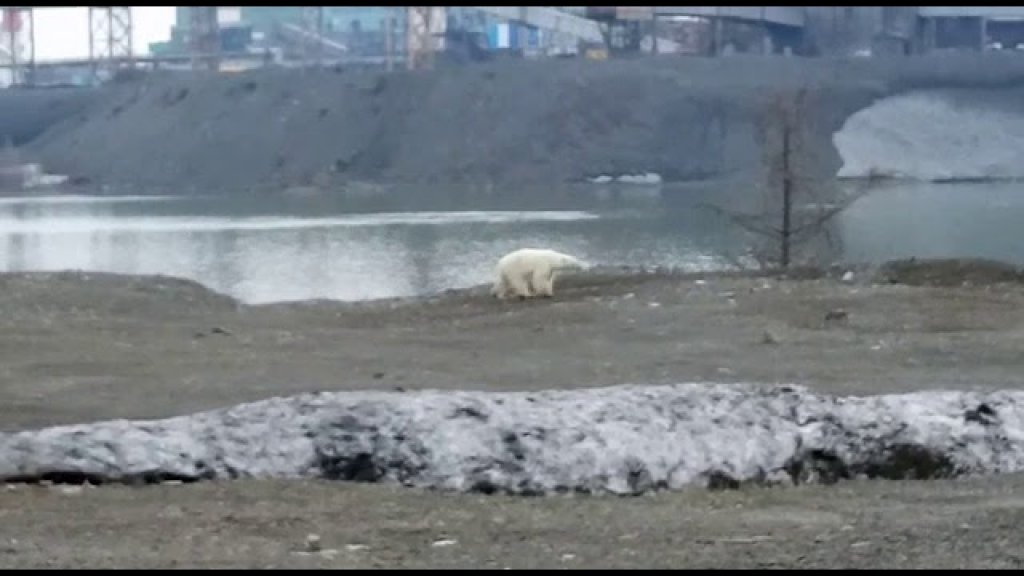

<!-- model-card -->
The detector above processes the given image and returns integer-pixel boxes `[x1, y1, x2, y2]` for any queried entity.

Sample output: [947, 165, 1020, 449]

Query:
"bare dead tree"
[701, 88, 869, 272]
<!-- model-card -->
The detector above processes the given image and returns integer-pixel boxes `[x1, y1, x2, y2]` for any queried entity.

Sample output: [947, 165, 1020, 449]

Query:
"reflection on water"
[2, 180, 1021, 304]
[837, 180, 1024, 266]
[0, 211, 601, 234]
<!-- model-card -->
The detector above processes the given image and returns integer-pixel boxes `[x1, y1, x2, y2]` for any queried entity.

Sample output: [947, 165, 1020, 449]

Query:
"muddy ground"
[2, 267, 1024, 568]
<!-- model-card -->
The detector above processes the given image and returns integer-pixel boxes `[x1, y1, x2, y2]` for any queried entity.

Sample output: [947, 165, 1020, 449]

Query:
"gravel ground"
[2, 475, 1023, 569]
[2, 266, 1024, 567]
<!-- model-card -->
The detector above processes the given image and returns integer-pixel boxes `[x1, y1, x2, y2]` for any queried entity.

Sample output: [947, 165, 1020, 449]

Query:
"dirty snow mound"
[1, 383, 1022, 494]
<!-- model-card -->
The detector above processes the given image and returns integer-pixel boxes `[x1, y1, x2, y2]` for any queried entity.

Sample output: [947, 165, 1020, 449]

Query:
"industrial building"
[146, 7, 588, 65]
[4, 7, 1024, 88]
[138, 6, 1024, 63]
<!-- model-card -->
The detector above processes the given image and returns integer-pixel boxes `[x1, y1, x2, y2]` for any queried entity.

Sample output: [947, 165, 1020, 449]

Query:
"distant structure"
[5, 7, 1024, 88]
[152, 7, 404, 70]
[916, 7, 1024, 52]
[87, 6, 133, 81]
[405, 6, 444, 70]
[187, 7, 220, 71]
[1, 7, 33, 86]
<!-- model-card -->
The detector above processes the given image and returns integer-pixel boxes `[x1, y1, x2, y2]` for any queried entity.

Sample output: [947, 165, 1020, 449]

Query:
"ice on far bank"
[834, 89, 1024, 182]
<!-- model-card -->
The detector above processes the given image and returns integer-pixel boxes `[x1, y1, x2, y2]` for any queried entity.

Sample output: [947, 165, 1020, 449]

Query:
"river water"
[1, 180, 1022, 304]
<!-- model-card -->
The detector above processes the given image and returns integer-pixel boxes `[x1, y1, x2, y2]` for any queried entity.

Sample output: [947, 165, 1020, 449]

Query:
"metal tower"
[302, 6, 324, 68]
[1, 6, 34, 86]
[88, 6, 133, 81]
[406, 6, 445, 70]
[189, 6, 219, 71]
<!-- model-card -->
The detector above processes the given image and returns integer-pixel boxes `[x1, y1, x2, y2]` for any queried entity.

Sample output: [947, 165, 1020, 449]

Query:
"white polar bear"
[491, 248, 586, 300]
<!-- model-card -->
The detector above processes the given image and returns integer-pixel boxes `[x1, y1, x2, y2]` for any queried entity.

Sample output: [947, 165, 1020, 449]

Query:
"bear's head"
[557, 253, 586, 271]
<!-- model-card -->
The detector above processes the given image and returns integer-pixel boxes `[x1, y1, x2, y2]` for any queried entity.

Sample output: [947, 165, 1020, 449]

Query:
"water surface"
[1, 180, 1021, 303]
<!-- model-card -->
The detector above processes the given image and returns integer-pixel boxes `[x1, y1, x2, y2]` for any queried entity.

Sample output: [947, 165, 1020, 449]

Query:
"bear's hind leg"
[546, 270, 558, 297]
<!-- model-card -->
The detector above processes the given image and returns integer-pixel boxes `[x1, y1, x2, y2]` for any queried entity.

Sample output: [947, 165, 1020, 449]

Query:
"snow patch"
[588, 173, 663, 185]
[1, 383, 1022, 494]
[834, 90, 1024, 181]
[0, 163, 69, 190]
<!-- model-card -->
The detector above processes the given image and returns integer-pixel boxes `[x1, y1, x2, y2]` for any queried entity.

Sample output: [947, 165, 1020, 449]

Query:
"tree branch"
[698, 201, 782, 239]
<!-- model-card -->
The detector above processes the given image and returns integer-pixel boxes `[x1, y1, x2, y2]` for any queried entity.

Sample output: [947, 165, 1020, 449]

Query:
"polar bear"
[491, 248, 586, 300]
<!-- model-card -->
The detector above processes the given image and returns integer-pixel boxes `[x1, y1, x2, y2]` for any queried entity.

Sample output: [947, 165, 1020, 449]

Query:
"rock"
[305, 533, 322, 552]
[874, 258, 1024, 287]
[761, 330, 780, 345]
[345, 544, 369, 552]
[824, 309, 849, 325]
[160, 505, 185, 519]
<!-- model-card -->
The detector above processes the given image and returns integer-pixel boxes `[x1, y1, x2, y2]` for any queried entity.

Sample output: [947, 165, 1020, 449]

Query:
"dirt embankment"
[0, 86, 99, 148]
[9, 53, 1024, 196]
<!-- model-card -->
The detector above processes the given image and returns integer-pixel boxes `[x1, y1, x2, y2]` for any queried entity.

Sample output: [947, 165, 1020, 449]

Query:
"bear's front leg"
[533, 269, 554, 298]
[509, 273, 533, 300]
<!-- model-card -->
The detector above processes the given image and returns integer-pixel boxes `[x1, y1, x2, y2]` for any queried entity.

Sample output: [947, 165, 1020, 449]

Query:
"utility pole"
[384, 13, 394, 72]
[1, 7, 33, 86]
[302, 6, 324, 68]
[407, 6, 445, 70]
